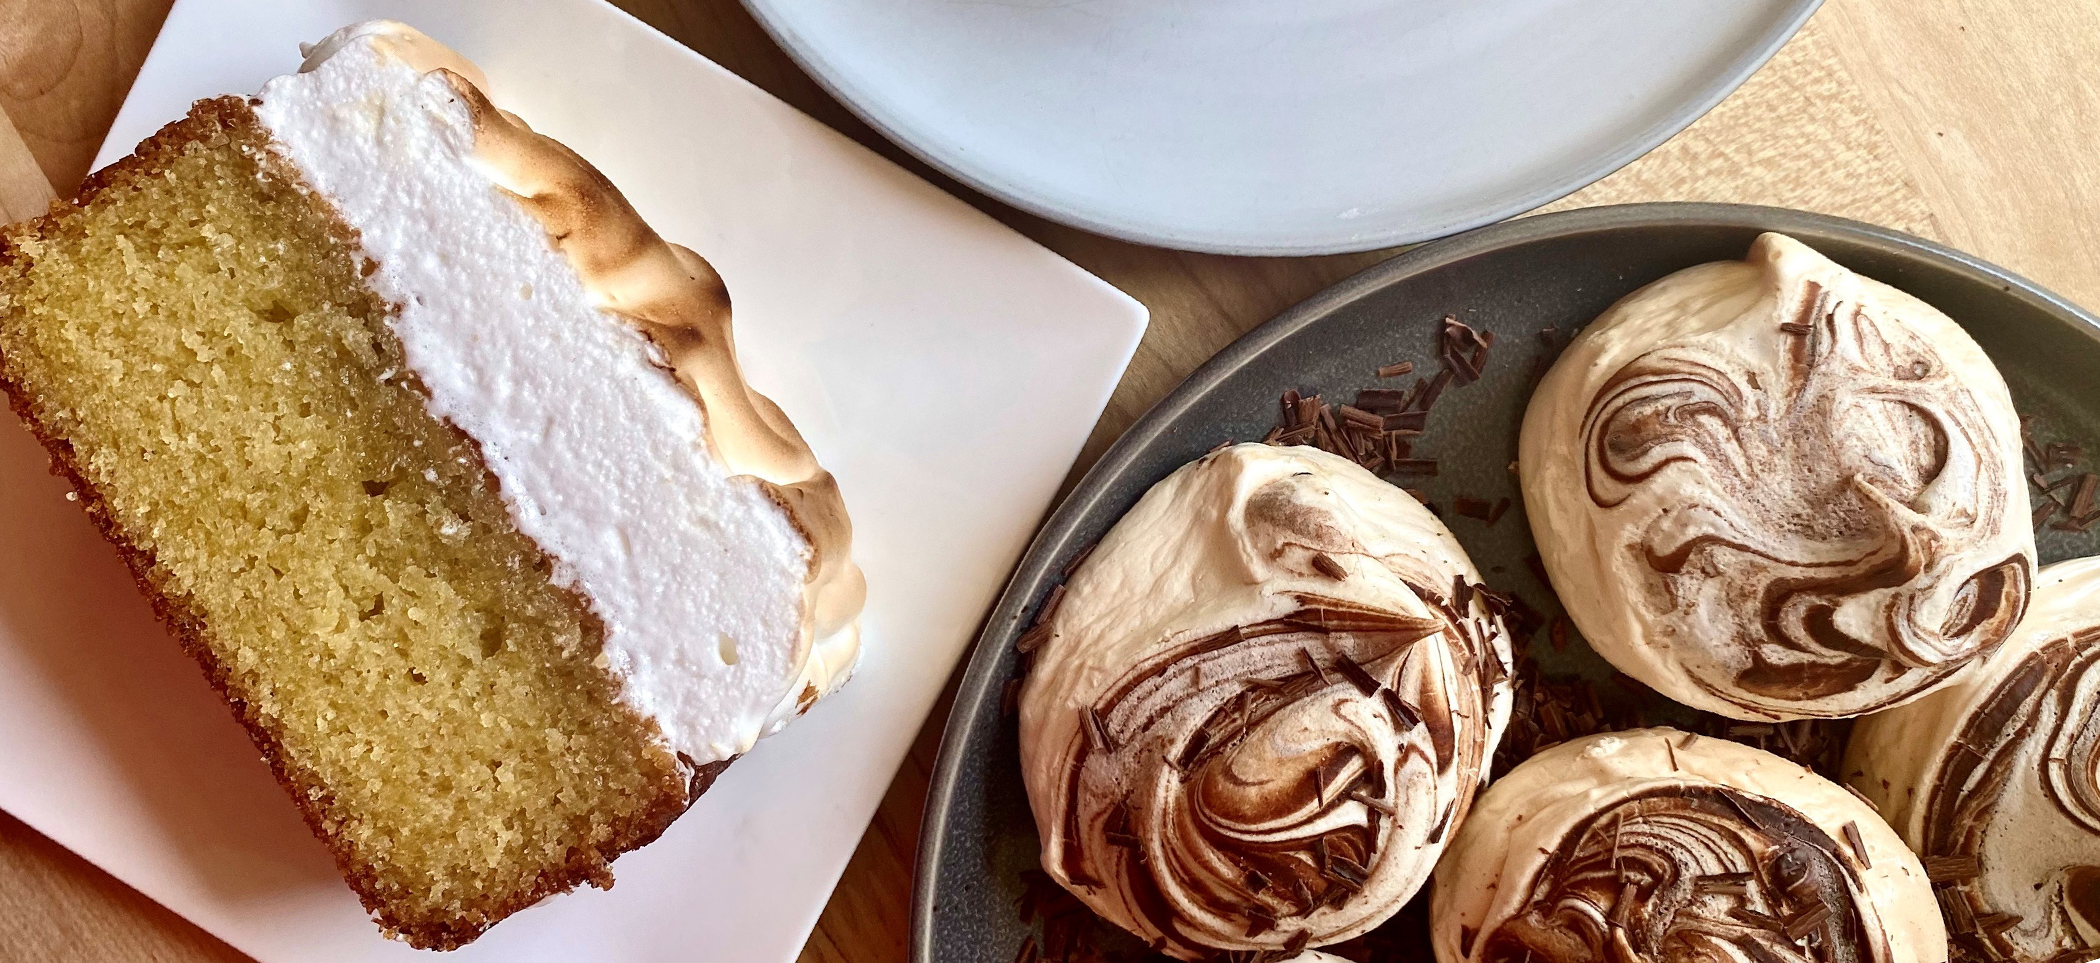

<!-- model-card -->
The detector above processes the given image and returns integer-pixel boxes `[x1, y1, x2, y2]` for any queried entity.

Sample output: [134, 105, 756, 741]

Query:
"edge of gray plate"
[909, 202, 2100, 962]
[739, 3, 1821, 256]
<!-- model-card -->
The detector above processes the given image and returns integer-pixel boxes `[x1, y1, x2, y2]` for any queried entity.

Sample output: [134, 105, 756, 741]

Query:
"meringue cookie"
[1019, 443, 1514, 959]
[1433, 728, 1945, 963]
[1520, 232, 2033, 721]
[1846, 556, 2100, 963]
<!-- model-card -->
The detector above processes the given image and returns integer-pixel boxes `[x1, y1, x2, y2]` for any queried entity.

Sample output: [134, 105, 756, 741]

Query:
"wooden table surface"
[1, 0, 2096, 960]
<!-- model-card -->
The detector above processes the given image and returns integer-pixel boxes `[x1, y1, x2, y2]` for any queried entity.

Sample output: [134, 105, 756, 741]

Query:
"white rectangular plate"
[0, 1, 1145, 960]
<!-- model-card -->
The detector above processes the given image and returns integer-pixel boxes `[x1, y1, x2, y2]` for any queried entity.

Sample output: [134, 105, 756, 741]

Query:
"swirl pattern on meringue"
[1019, 444, 1513, 959]
[1847, 557, 2100, 963]
[1433, 729, 1944, 963]
[1521, 232, 2033, 720]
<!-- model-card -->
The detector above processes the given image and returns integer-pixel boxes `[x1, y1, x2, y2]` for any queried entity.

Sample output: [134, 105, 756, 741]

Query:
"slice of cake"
[0, 21, 864, 949]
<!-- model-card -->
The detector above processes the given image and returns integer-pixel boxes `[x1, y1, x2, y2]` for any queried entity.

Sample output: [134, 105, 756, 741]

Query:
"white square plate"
[0, 1, 1145, 960]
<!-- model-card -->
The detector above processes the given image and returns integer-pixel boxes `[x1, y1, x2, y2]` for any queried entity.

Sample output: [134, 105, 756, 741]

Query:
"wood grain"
[0, 0, 2093, 961]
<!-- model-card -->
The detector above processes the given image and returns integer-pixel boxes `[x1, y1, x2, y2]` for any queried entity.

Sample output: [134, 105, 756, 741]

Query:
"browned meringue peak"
[1847, 556, 2100, 963]
[444, 76, 865, 648]
[1520, 232, 2033, 721]
[1434, 728, 1944, 963]
[1018, 444, 1514, 960]
[316, 21, 866, 683]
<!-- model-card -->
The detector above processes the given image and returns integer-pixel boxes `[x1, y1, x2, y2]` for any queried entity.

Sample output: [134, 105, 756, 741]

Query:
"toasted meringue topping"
[254, 23, 864, 767]
[1019, 444, 1512, 959]
[1847, 556, 2100, 963]
[1434, 728, 1944, 963]
[1521, 233, 2033, 721]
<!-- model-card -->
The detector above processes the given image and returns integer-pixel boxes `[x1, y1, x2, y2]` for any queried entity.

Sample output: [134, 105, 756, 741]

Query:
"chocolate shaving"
[1721, 790, 1770, 832]
[1779, 322, 1814, 335]
[1012, 935, 1039, 963]
[1035, 584, 1068, 628]
[1334, 656, 1383, 696]
[1327, 855, 1368, 887]
[1176, 729, 1209, 771]
[1486, 497, 1511, 526]
[1973, 912, 2021, 937]
[1083, 706, 1117, 753]
[1244, 904, 1277, 938]
[1427, 807, 1453, 843]
[1741, 938, 1792, 963]
[1338, 404, 1384, 431]
[1697, 875, 1750, 896]
[1730, 906, 1786, 931]
[1841, 782, 1880, 814]
[1550, 617, 1572, 653]
[1245, 867, 1270, 893]
[1925, 854, 1983, 882]
[1311, 553, 1350, 581]
[1282, 929, 1311, 957]
[1939, 885, 1979, 934]
[1454, 496, 1493, 520]
[1414, 369, 1454, 412]
[1104, 830, 1140, 848]
[1382, 410, 1428, 432]
[1375, 360, 1415, 379]
[1349, 789, 1397, 816]
[1840, 821, 1872, 869]
[1002, 678, 1023, 718]
[1301, 647, 1335, 686]
[1015, 622, 1053, 655]
[1354, 388, 1410, 412]
[1784, 903, 1832, 940]
[1060, 543, 1096, 578]
[1610, 882, 1638, 929]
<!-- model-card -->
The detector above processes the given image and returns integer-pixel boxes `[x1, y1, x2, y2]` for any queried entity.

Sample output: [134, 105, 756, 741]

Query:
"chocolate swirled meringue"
[1018, 443, 1514, 959]
[1846, 556, 2100, 963]
[1520, 232, 2034, 720]
[1433, 728, 1945, 963]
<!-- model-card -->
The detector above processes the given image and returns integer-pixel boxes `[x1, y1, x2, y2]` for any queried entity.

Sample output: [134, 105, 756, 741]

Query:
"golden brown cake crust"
[0, 96, 705, 950]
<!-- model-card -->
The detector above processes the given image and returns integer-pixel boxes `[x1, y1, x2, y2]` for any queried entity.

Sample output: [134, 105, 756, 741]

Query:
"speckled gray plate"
[912, 203, 2100, 962]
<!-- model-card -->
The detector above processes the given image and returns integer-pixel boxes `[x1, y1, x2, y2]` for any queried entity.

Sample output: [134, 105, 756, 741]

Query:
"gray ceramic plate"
[741, 1, 1820, 255]
[912, 203, 2100, 962]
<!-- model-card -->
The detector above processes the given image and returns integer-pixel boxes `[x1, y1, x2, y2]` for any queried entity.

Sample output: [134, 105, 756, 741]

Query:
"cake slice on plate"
[0, 20, 863, 948]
